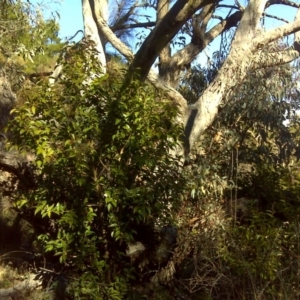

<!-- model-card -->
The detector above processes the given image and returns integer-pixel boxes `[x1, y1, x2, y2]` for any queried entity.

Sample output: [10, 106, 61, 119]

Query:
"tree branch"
[127, 0, 218, 81]
[263, 12, 289, 23]
[294, 8, 300, 52]
[82, 0, 106, 70]
[253, 12, 300, 49]
[267, 0, 300, 9]
[92, 4, 134, 61]
[183, 3, 300, 154]
[91, 0, 300, 157]
[234, 0, 245, 11]
[234, 0, 268, 43]
[217, 4, 240, 10]
[111, 21, 156, 31]
[192, 4, 215, 46]
[89, 5, 189, 114]
[111, 1, 138, 30]
[165, 10, 242, 83]
[157, 0, 172, 77]
[254, 48, 300, 69]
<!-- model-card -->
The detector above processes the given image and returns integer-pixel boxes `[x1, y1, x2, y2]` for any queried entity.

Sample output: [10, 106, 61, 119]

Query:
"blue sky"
[56, 0, 83, 40]
[48, 1, 298, 40]
[34, 0, 83, 40]
[42, 0, 299, 61]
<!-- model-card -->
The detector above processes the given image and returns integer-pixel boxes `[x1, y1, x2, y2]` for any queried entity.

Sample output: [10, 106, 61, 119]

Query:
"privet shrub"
[8, 46, 186, 298]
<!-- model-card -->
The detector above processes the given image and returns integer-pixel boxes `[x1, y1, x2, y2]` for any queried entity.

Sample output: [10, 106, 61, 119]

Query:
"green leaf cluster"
[0, 0, 62, 93]
[8, 45, 186, 298]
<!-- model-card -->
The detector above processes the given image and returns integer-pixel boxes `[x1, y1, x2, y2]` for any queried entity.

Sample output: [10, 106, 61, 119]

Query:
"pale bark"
[186, 4, 300, 153]
[92, 9, 134, 62]
[87, 0, 300, 155]
[253, 14, 300, 48]
[2, 0, 300, 289]
[162, 10, 242, 87]
[156, 0, 300, 87]
[157, 0, 172, 79]
[48, 0, 107, 86]
[82, 0, 106, 71]
[90, 5, 188, 111]
[128, 0, 216, 81]
[294, 8, 300, 50]
[93, 0, 108, 46]
[234, 0, 267, 43]
[49, 64, 63, 85]
[192, 3, 215, 44]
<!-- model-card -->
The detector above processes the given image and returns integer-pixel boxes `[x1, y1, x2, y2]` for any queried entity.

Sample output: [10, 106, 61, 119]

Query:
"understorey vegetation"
[2, 0, 300, 299]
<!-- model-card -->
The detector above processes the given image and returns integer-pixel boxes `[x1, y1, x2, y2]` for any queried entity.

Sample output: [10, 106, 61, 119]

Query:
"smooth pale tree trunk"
[82, 0, 107, 72]
[49, 0, 108, 85]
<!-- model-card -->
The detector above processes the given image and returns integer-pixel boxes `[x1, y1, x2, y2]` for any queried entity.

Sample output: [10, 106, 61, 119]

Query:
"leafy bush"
[8, 45, 186, 298]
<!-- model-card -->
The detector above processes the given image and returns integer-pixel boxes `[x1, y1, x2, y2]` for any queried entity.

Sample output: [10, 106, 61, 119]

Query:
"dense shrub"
[8, 46, 186, 298]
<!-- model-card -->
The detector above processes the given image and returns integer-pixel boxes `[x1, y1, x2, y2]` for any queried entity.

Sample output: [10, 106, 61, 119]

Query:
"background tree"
[0, 0, 62, 131]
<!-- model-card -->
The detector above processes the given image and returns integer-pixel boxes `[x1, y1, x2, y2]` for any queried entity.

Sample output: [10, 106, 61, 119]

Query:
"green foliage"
[174, 50, 300, 299]
[186, 210, 300, 299]
[240, 163, 300, 221]
[0, 0, 62, 91]
[8, 45, 186, 298]
[178, 51, 224, 104]
[0, 1, 60, 59]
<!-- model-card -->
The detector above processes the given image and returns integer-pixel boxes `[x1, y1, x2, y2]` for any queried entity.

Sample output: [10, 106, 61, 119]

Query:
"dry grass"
[0, 263, 52, 300]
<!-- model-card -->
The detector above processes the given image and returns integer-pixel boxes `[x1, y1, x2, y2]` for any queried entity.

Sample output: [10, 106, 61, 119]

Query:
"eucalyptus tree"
[82, 0, 300, 156]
